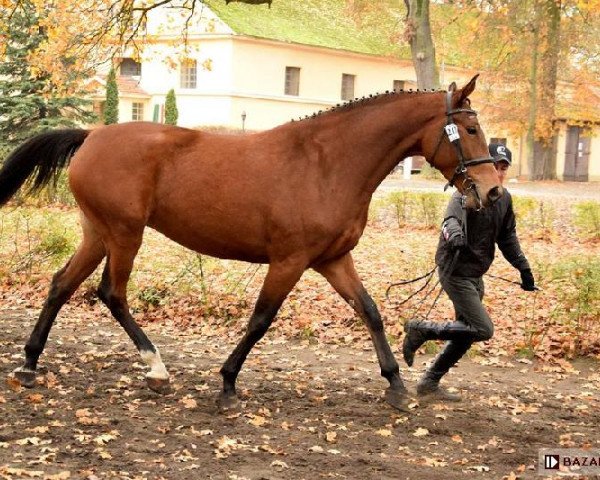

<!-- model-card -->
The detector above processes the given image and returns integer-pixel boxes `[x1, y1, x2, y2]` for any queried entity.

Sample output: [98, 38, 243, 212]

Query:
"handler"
[402, 144, 536, 402]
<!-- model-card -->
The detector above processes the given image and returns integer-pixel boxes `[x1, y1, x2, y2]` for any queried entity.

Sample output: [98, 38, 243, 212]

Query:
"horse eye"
[466, 127, 477, 135]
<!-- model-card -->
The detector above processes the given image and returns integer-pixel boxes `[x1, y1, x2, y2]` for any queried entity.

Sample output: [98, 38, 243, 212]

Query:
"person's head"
[489, 144, 512, 185]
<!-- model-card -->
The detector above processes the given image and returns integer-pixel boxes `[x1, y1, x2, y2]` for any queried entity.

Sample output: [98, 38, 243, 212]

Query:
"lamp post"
[241, 111, 247, 132]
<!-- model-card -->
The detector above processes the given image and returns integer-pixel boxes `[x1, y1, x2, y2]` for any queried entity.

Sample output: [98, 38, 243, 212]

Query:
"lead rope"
[386, 195, 468, 321]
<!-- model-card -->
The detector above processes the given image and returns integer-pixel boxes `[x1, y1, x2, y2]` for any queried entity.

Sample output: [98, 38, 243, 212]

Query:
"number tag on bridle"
[444, 123, 460, 142]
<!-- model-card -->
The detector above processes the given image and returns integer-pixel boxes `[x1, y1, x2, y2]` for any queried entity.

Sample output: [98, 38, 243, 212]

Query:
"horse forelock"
[289, 88, 447, 124]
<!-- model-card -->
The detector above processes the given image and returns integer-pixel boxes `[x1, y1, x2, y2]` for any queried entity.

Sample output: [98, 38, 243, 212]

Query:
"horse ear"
[448, 81, 457, 92]
[458, 74, 479, 104]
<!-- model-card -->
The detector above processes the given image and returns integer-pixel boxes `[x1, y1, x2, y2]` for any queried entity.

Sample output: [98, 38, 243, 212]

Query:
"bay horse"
[0, 75, 500, 411]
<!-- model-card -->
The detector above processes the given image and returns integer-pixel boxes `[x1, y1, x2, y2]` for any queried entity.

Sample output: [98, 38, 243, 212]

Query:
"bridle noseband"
[430, 90, 495, 208]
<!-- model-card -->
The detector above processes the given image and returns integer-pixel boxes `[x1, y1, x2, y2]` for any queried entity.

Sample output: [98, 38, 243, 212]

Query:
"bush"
[549, 256, 600, 356]
[512, 196, 555, 232]
[9, 212, 76, 273]
[573, 201, 600, 240]
[385, 191, 447, 228]
[164, 89, 178, 126]
[419, 162, 444, 180]
[0, 143, 11, 164]
[104, 68, 119, 125]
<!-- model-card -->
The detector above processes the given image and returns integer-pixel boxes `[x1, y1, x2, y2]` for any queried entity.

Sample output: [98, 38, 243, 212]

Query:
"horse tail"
[0, 129, 90, 207]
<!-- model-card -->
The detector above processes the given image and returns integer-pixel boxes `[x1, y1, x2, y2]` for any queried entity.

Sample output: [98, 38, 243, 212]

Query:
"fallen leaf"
[376, 429, 393, 437]
[45, 472, 70, 480]
[27, 393, 44, 404]
[413, 428, 429, 437]
[468, 465, 490, 472]
[180, 396, 197, 409]
[247, 415, 268, 427]
[6, 376, 22, 392]
[271, 460, 289, 470]
[29, 426, 49, 434]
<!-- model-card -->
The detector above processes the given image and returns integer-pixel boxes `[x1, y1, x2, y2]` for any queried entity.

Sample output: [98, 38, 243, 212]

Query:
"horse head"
[422, 74, 502, 209]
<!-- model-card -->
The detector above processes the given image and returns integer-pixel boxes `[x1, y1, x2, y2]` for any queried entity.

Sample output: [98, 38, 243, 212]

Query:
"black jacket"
[435, 190, 530, 278]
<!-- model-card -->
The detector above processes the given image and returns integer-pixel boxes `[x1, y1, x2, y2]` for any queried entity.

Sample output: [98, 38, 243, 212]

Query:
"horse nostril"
[488, 186, 503, 203]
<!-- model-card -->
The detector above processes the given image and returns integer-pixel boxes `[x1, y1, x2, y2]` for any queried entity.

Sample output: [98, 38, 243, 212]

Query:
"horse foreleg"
[13, 224, 105, 387]
[99, 238, 170, 393]
[314, 253, 409, 411]
[218, 259, 305, 410]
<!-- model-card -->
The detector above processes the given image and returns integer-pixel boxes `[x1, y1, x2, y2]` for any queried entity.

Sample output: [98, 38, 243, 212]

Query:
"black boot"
[402, 320, 478, 366]
[416, 340, 472, 402]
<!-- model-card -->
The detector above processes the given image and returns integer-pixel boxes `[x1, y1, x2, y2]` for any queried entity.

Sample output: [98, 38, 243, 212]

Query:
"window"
[120, 58, 141, 77]
[180, 59, 197, 89]
[285, 66, 300, 96]
[341, 74, 355, 101]
[393, 80, 405, 92]
[132, 102, 144, 121]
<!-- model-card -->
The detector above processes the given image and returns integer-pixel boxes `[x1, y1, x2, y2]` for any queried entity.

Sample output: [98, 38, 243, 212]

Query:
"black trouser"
[427, 271, 494, 381]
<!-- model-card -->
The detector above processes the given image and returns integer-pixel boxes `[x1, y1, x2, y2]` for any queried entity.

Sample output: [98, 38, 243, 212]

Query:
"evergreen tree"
[164, 89, 178, 125]
[0, 2, 96, 148]
[104, 68, 119, 125]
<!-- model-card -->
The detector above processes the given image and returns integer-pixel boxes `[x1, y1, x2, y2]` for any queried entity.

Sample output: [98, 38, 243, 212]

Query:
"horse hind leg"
[13, 215, 106, 387]
[97, 234, 170, 393]
[219, 259, 306, 410]
[314, 253, 409, 411]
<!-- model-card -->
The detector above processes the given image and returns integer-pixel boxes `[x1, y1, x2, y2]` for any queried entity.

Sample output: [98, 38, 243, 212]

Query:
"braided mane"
[290, 88, 445, 123]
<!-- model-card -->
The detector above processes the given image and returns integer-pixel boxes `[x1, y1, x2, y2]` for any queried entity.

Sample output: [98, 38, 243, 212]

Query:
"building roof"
[203, 0, 410, 58]
[87, 75, 150, 99]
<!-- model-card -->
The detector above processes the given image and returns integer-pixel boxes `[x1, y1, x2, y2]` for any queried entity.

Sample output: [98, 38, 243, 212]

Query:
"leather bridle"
[430, 90, 495, 209]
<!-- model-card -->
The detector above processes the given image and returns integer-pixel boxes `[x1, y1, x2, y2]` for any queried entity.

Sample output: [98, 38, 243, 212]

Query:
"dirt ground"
[1, 307, 599, 480]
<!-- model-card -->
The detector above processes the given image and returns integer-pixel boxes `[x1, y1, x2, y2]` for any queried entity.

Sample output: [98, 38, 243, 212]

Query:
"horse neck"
[316, 94, 441, 199]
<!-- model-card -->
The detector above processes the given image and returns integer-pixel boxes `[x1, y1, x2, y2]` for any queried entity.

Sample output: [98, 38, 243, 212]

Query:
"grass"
[573, 201, 600, 240]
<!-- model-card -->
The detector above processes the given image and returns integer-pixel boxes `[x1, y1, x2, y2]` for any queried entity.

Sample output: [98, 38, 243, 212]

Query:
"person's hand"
[520, 268, 536, 291]
[447, 233, 466, 250]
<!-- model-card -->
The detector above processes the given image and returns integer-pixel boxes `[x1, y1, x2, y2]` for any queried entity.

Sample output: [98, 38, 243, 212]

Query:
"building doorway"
[564, 126, 591, 182]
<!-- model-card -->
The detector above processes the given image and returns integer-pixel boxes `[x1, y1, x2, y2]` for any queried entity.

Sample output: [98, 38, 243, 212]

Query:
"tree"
[164, 89, 179, 125]
[530, 0, 561, 180]
[1, 0, 268, 88]
[0, 1, 95, 147]
[441, 0, 600, 180]
[104, 68, 119, 125]
[403, 0, 439, 90]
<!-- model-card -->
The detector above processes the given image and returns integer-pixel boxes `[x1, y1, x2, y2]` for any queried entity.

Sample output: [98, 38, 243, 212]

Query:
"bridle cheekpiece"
[431, 90, 495, 208]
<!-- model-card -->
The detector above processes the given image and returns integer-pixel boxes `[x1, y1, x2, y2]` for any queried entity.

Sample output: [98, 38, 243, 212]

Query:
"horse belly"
[148, 201, 270, 263]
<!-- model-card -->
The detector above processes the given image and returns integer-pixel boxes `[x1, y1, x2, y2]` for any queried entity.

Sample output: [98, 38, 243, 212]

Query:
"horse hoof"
[217, 394, 240, 412]
[146, 376, 171, 394]
[12, 367, 37, 388]
[384, 387, 410, 412]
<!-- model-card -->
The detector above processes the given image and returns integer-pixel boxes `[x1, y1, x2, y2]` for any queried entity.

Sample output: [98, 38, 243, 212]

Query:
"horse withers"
[0, 75, 500, 411]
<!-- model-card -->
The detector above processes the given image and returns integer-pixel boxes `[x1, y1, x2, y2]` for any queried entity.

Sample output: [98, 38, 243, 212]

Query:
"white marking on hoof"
[140, 349, 169, 380]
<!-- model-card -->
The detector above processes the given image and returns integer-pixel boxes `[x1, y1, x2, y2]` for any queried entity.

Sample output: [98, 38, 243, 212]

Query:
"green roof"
[203, 0, 411, 58]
